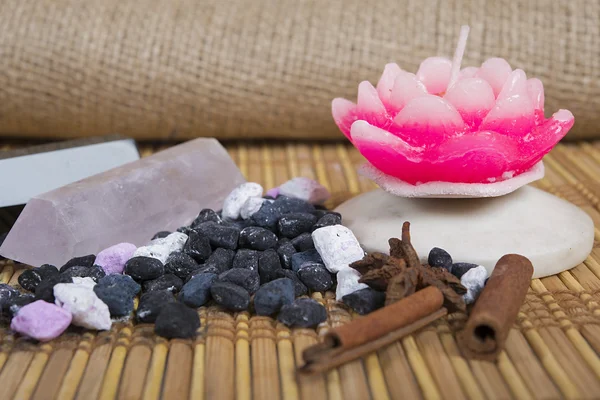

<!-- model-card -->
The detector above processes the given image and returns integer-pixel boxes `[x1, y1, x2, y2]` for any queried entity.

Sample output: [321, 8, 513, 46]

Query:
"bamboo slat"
[1, 141, 600, 399]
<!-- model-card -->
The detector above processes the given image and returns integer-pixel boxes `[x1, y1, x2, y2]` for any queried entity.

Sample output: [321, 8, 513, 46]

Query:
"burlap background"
[0, 0, 598, 141]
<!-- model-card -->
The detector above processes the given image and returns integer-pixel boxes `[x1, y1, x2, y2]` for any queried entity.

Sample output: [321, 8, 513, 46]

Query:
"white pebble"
[240, 197, 266, 220]
[279, 177, 330, 204]
[54, 283, 112, 330]
[133, 232, 188, 264]
[71, 277, 96, 289]
[312, 225, 365, 273]
[222, 183, 263, 220]
[335, 267, 368, 301]
[461, 265, 488, 304]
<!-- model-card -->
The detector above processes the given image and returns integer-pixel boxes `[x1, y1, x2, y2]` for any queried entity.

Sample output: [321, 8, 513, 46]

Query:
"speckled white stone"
[71, 277, 97, 289]
[54, 282, 111, 330]
[335, 267, 368, 301]
[222, 183, 263, 220]
[279, 177, 330, 204]
[335, 186, 594, 279]
[240, 197, 267, 220]
[312, 225, 365, 273]
[133, 232, 188, 264]
[461, 265, 488, 304]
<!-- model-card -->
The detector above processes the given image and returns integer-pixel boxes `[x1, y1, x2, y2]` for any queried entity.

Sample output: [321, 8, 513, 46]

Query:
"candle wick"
[447, 25, 470, 92]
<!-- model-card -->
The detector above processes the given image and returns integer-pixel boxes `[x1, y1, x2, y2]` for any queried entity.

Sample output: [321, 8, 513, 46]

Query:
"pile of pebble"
[0, 177, 375, 341]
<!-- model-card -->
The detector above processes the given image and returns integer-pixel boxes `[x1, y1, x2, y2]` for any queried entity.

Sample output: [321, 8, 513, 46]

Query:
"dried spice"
[350, 222, 466, 312]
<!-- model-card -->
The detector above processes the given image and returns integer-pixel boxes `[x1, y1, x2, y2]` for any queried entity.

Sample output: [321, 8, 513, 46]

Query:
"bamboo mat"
[2, 140, 600, 400]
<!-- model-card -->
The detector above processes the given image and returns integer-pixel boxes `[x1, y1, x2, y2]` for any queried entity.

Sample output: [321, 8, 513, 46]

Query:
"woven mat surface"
[2, 141, 600, 400]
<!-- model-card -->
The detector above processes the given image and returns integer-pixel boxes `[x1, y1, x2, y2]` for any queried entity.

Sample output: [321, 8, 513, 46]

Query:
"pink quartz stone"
[11, 300, 72, 341]
[265, 187, 280, 198]
[0, 138, 246, 267]
[95, 242, 137, 275]
[332, 59, 574, 190]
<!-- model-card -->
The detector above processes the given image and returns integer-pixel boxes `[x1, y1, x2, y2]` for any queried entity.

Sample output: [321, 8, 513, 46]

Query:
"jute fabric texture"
[0, 0, 598, 140]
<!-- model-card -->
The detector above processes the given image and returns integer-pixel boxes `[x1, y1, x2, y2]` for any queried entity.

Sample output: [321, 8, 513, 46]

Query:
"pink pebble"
[265, 187, 280, 198]
[279, 178, 330, 204]
[94, 243, 137, 275]
[11, 300, 72, 342]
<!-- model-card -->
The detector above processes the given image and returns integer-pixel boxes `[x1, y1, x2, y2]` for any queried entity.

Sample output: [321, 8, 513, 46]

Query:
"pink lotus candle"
[332, 26, 574, 197]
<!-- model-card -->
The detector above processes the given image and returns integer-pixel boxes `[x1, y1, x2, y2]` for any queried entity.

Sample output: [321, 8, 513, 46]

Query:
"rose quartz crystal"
[0, 138, 245, 267]
[332, 59, 574, 187]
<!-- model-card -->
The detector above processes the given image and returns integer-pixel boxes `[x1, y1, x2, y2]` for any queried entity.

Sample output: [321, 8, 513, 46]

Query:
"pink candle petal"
[480, 70, 535, 138]
[517, 109, 574, 168]
[459, 66, 479, 79]
[388, 71, 429, 114]
[416, 57, 452, 95]
[376, 63, 402, 104]
[527, 78, 545, 123]
[357, 81, 388, 127]
[476, 58, 512, 97]
[332, 98, 358, 141]
[351, 120, 421, 179]
[444, 78, 496, 129]
[392, 95, 465, 148]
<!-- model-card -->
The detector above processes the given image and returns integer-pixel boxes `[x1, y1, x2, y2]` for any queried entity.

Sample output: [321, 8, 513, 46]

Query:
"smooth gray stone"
[1, 138, 245, 267]
[335, 186, 594, 278]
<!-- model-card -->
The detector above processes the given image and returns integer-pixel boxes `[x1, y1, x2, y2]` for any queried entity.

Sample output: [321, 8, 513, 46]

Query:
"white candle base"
[335, 186, 593, 278]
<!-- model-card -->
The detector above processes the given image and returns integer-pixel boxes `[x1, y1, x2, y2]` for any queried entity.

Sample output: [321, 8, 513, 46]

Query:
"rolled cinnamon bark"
[325, 286, 444, 349]
[457, 254, 533, 361]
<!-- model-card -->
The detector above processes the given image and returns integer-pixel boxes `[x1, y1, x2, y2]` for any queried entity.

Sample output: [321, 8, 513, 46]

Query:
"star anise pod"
[385, 267, 420, 305]
[350, 253, 390, 275]
[420, 267, 467, 313]
[358, 257, 406, 291]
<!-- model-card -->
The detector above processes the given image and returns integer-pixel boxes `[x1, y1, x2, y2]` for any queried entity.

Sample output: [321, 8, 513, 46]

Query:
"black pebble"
[290, 233, 314, 252]
[8, 293, 36, 317]
[272, 196, 315, 214]
[154, 302, 201, 339]
[177, 226, 194, 235]
[428, 248, 453, 270]
[312, 213, 342, 231]
[451, 263, 478, 279]
[203, 248, 236, 273]
[253, 278, 295, 316]
[191, 209, 222, 227]
[183, 230, 212, 262]
[226, 219, 255, 231]
[297, 264, 333, 292]
[193, 222, 239, 250]
[232, 249, 259, 272]
[164, 252, 199, 280]
[278, 213, 317, 238]
[238, 227, 278, 250]
[35, 274, 72, 303]
[251, 202, 279, 231]
[277, 240, 297, 269]
[152, 231, 171, 240]
[218, 268, 260, 294]
[124, 256, 165, 281]
[179, 273, 218, 307]
[18, 269, 42, 292]
[187, 265, 221, 282]
[94, 285, 134, 317]
[275, 269, 308, 297]
[0, 283, 19, 309]
[96, 274, 141, 297]
[211, 282, 250, 311]
[37, 264, 59, 280]
[342, 288, 386, 315]
[60, 265, 105, 282]
[258, 249, 283, 284]
[291, 249, 323, 272]
[137, 290, 175, 323]
[60, 254, 96, 272]
[142, 273, 183, 293]
[277, 298, 327, 328]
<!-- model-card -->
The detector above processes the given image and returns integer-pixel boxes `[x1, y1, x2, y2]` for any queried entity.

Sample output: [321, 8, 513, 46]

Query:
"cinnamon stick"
[328, 286, 443, 349]
[457, 254, 533, 361]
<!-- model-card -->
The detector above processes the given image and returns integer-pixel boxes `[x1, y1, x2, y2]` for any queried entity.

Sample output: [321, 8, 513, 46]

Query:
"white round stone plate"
[360, 161, 545, 198]
[335, 186, 594, 279]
